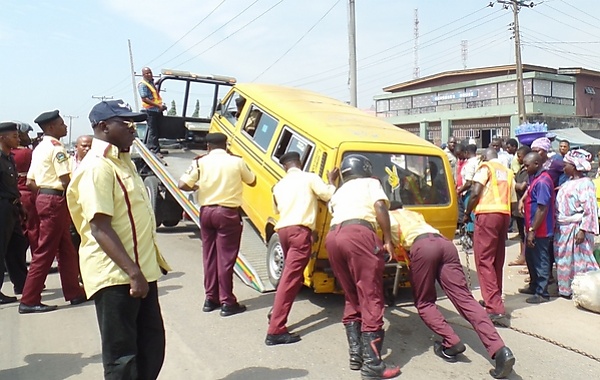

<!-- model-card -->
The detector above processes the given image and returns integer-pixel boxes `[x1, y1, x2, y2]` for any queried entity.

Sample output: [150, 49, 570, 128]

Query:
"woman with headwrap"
[553, 149, 599, 298]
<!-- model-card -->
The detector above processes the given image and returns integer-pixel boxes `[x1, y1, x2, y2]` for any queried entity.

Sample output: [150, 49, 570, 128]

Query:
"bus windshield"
[342, 152, 451, 206]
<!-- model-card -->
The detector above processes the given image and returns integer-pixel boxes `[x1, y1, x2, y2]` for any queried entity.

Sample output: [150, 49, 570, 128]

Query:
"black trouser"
[144, 111, 162, 153]
[0, 199, 28, 293]
[94, 281, 165, 380]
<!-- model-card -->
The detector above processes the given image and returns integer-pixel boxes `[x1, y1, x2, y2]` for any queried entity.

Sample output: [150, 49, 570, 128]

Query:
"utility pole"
[63, 115, 79, 148]
[92, 95, 114, 101]
[128, 39, 140, 112]
[493, 0, 536, 124]
[347, 0, 357, 107]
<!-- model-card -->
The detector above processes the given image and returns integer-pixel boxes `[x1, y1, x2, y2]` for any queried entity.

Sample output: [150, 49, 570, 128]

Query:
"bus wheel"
[267, 233, 285, 288]
[144, 175, 163, 228]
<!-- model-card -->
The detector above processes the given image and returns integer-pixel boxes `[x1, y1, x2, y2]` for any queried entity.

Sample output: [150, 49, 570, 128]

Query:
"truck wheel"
[267, 233, 285, 288]
[144, 176, 163, 228]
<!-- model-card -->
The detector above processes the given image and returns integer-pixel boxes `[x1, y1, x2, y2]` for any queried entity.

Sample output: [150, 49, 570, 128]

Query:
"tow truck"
[131, 69, 275, 293]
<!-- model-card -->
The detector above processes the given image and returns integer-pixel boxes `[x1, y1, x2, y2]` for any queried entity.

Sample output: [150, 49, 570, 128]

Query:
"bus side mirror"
[216, 103, 223, 111]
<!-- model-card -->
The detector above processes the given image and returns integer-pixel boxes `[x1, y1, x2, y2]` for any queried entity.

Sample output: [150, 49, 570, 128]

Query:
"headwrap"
[530, 137, 551, 152]
[564, 149, 592, 172]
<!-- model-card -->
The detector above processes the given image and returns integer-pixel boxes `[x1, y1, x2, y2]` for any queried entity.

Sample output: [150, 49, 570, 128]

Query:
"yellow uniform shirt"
[179, 149, 255, 208]
[389, 209, 439, 250]
[329, 177, 389, 226]
[66, 139, 169, 298]
[472, 158, 518, 203]
[273, 167, 336, 230]
[27, 136, 71, 190]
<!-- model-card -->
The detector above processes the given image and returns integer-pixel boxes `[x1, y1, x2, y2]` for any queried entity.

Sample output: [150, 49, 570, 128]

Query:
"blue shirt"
[137, 81, 160, 112]
[545, 154, 567, 188]
[524, 170, 555, 238]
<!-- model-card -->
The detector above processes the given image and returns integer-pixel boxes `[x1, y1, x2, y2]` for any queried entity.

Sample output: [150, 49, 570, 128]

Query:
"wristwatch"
[528, 227, 535, 233]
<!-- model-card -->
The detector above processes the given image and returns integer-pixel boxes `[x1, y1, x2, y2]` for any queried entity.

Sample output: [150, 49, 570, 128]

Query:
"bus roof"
[234, 83, 438, 149]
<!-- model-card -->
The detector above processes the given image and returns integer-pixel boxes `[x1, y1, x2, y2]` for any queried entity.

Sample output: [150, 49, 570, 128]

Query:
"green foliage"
[167, 100, 177, 116]
[192, 99, 200, 118]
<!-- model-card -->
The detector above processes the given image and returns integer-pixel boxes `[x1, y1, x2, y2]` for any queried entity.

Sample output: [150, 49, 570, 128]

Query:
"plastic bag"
[572, 270, 600, 314]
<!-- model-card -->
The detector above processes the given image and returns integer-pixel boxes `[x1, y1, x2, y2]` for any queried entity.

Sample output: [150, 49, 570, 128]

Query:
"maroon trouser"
[200, 205, 243, 306]
[268, 225, 312, 335]
[326, 224, 385, 332]
[410, 233, 505, 357]
[473, 213, 510, 315]
[20, 190, 39, 254]
[21, 194, 84, 305]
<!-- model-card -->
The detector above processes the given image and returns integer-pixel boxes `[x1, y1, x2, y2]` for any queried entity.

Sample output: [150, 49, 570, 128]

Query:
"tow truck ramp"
[132, 138, 275, 293]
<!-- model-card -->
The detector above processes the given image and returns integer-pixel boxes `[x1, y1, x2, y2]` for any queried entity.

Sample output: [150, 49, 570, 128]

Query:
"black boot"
[344, 321, 362, 370]
[490, 346, 515, 379]
[360, 330, 401, 380]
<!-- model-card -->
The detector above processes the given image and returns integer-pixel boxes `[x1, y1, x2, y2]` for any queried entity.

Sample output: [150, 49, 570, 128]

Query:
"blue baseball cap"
[89, 100, 147, 126]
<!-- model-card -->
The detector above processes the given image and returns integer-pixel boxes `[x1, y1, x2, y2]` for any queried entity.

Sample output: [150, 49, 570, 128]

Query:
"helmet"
[340, 154, 373, 182]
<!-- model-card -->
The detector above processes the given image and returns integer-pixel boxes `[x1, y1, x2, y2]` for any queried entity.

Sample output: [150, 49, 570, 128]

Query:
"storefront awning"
[550, 127, 600, 147]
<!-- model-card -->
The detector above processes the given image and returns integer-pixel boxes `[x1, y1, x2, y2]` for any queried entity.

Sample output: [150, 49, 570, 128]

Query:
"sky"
[2, 0, 600, 143]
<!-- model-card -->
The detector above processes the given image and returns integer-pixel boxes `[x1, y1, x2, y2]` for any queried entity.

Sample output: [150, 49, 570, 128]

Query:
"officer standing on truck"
[20, 110, 86, 314]
[265, 151, 338, 346]
[325, 154, 401, 380]
[178, 132, 256, 317]
[0, 121, 29, 304]
[138, 67, 167, 158]
[388, 202, 515, 379]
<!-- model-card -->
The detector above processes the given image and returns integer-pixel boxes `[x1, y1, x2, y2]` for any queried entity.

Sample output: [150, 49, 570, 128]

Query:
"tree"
[167, 100, 177, 116]
[192, 99, 200, 118]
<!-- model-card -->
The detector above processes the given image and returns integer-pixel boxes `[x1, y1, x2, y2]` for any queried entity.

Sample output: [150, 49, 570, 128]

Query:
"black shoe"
[490, 346, 515, 379]
[526, 295, 550, 304]
[0, 293, 18, 305]
[478, 300, 486, 308]
[433, 341, 465, 363]
[18, 303, 58, 314]
[220, 303, 246, 317]
[518, 287, 535, 295]
[70, 297, 88, 305]
[488, 313, 508, 327]
[202, 299, 219, 312]
[265, 332, 301, 346]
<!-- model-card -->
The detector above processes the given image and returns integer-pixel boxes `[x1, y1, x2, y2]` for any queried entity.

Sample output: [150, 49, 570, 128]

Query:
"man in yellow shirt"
[326, 154, 400, 380]
[266, 152, 338, 346]
[389, 203, 514, 379]
[20, 110, 86, 313]
[179, 132, 256, 317]
[67, 100, 170, 379]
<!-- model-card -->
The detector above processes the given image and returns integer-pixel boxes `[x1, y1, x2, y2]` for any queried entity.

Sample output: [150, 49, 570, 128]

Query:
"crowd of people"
[443, 133, 600, 309]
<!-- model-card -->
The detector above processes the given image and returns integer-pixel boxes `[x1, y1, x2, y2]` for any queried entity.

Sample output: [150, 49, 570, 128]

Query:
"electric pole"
[63, 115, 79, 148]
[92, 95, 114, 101]
[128, 39, 141, 112]
[493, 0, 536, 124]
[347, 0, 357, 107]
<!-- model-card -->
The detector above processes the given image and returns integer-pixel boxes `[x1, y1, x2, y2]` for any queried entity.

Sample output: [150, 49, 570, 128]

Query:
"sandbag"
[572, 270, 600, 314]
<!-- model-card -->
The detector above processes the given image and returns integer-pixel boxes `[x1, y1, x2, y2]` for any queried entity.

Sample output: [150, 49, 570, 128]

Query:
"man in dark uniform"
[11, 121, 40, 257]
[0, 121, 29, 303]
[178, 132, 256, 316]
[19, 110, 86, 313]
[389, 202, 515, 379]
[326, 154, 401, 380]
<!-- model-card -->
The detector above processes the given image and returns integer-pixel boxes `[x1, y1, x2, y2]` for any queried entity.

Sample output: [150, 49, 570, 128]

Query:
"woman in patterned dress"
[554, 149, 599, 298]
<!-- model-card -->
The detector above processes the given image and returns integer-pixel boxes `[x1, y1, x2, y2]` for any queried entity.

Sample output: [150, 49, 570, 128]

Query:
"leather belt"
[39, 188, 65, 196]
[413, 232, 443, 244]
[331, 218, 375, 232]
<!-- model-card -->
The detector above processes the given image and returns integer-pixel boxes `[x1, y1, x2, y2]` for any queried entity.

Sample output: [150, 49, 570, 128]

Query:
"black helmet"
[340, 154, 373, 182]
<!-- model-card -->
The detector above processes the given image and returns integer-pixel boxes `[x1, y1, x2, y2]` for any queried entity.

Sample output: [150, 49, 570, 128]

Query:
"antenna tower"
[461, 40, 468, 70]
[413, 8, 420, 79]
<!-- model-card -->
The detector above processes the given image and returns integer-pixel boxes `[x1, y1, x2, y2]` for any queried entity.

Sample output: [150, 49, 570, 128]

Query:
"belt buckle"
[12, 198, 20, 205]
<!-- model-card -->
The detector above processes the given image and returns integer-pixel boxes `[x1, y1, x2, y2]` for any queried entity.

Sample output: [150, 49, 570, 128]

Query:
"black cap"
[0, 121, 18, 133]
[205, 132, 227, 145]
[89, 100, 147, 126]
[279, 151, 301, 165]
[34, 110, 61, 127]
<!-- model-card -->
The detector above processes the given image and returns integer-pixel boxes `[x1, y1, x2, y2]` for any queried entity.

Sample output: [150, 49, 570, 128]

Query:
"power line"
[158, 0, 262, 68]
[532, 8, 600, 40]
[144, 0, 228, 67]
[252, 0, 342, 82]
[559, 0, 600, 24]
[544, 2, 600, 33]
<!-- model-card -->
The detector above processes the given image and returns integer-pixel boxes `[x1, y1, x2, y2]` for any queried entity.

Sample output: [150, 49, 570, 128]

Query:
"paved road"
[2, 146, 600, 379]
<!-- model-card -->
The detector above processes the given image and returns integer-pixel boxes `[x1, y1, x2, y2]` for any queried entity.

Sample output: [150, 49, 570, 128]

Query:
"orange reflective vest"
[140, 80, 162, 109]
[474, 161, 513, 215]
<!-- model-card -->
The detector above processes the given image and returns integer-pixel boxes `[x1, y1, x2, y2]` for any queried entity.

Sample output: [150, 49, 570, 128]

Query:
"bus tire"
[144, 175, 163, 228]
[267, 233, 285, 288]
